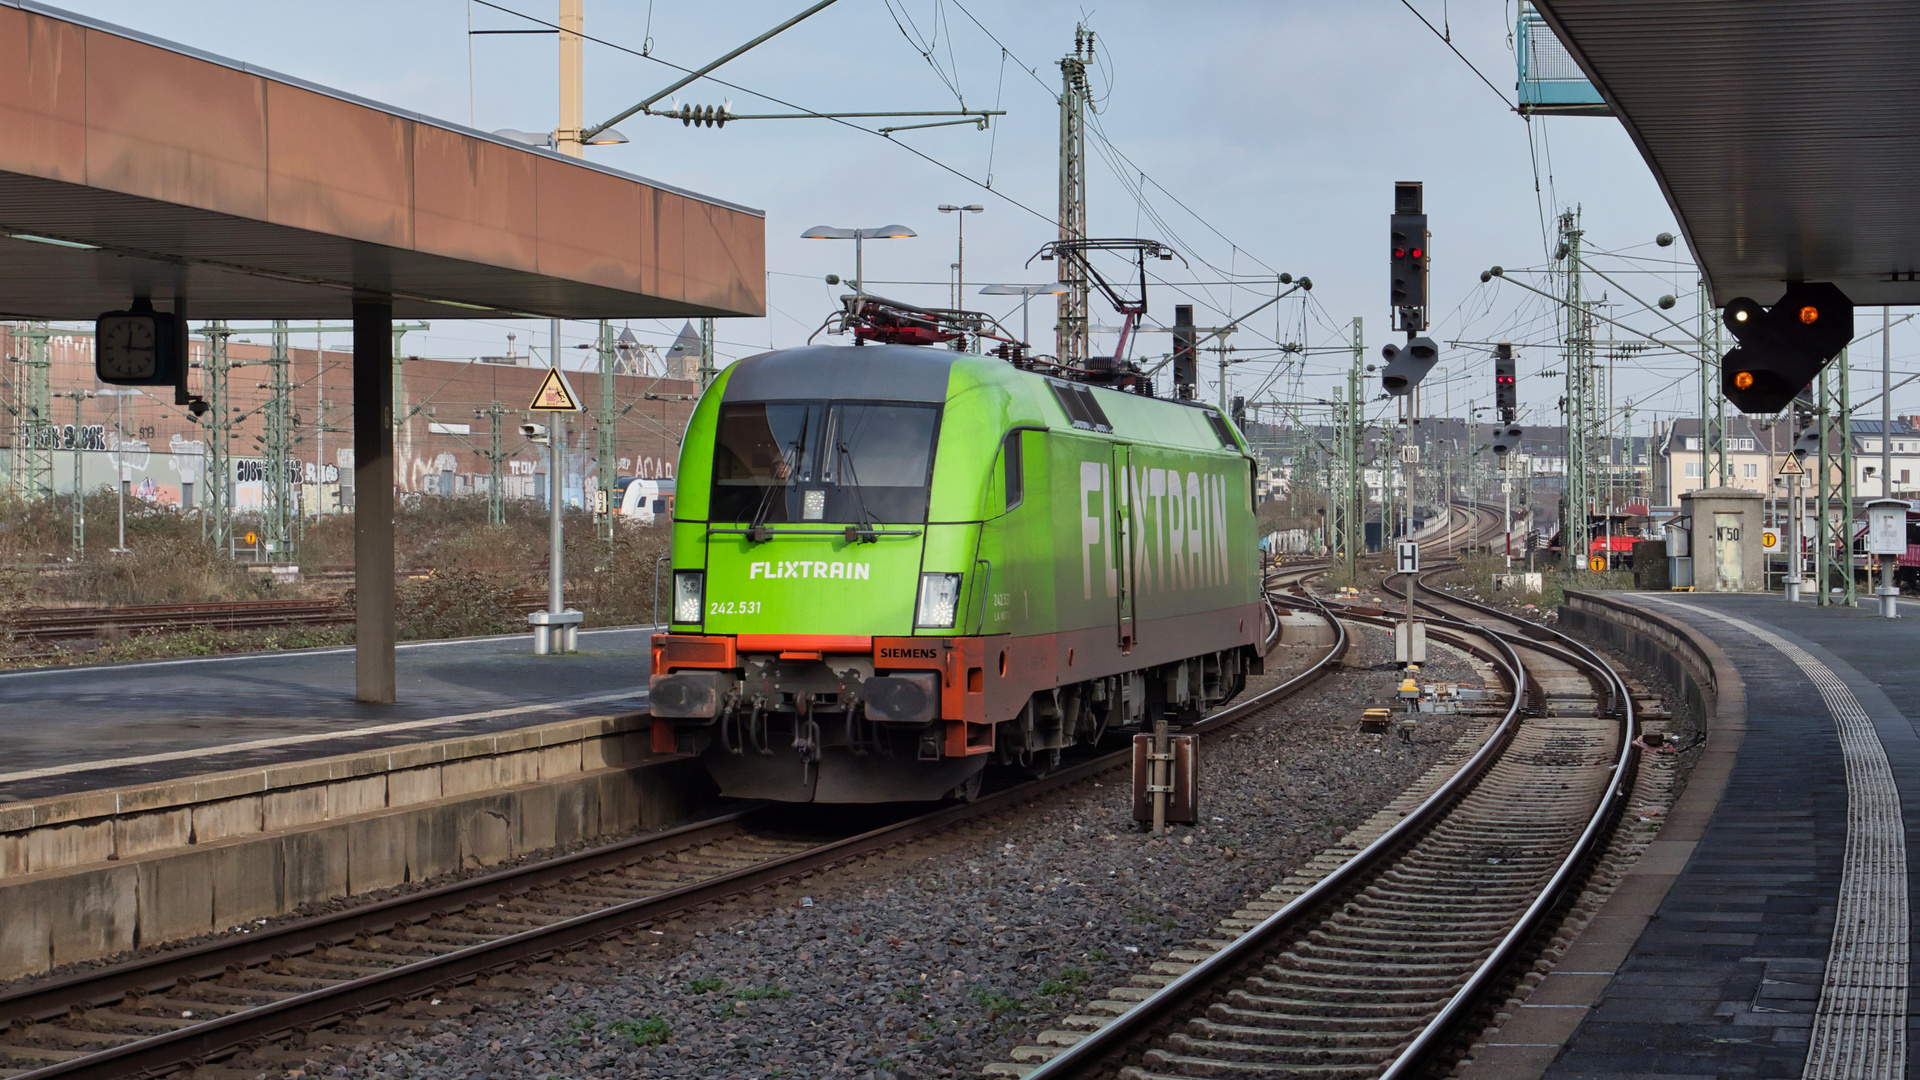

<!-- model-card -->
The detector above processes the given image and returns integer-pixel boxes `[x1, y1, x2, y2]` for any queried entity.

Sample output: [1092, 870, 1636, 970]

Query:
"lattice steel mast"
[200, 322, 233, 551]
[1055, 28, 1091, 367]
[597, 319, 618, 539]
[13, 322, 53, 501]
[263, 320, 296, 563]
[1559, 210, 1598, 567]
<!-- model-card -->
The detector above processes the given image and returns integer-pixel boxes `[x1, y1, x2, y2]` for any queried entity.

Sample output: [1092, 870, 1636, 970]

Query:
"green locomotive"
[648, 343, 1268, 802]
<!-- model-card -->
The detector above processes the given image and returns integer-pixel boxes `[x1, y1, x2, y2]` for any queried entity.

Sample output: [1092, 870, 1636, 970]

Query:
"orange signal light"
[1734, 371, 1756, 390]
[1799, 305, 1819, 324]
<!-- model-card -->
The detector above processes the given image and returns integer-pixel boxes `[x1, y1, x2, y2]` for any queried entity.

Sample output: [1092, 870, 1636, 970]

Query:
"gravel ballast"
[300, 622, 1486, 1080]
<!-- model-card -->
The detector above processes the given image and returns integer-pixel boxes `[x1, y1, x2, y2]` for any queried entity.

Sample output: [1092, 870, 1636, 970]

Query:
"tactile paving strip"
[1656, 602, 1908, 1080]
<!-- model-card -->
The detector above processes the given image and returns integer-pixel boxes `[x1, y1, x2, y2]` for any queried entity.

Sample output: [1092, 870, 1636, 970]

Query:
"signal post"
[1385, 182, 1438, 666]
[1492, 340, 1523, 567]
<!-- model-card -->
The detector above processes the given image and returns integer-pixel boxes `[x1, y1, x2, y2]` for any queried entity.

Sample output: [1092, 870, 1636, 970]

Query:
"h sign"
[1397, 541, 1420, 573]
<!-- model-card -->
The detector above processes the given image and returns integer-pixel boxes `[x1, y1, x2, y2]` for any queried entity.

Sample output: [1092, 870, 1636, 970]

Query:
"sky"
[42, 0, 1920, 435]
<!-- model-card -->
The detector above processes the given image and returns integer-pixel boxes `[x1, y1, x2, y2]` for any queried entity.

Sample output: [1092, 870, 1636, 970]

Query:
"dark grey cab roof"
[722, 345, 958, 404]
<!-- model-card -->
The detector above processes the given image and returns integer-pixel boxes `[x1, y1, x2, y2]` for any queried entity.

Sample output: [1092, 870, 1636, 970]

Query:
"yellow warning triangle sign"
[528, 366, 582, 412]
[1777, 454, 1805, 476]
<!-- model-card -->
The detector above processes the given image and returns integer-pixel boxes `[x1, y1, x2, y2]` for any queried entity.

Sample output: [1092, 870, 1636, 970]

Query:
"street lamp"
[980, 283, 1070, 350]
[98, 387, 144, 553]
[801, 224, 917, 302]
[937, 204, 984, 310]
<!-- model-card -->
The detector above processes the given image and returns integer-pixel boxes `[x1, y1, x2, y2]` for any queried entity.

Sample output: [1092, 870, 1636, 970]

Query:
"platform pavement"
[0, 625, 658, 803]
[1535, 592, 1920, 1080]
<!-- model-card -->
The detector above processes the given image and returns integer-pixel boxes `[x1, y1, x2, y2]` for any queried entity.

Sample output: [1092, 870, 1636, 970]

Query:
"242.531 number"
[709, 600, 762, 616]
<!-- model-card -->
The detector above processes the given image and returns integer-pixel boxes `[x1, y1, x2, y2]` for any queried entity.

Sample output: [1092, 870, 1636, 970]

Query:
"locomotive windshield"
[711, 401, 939, 524]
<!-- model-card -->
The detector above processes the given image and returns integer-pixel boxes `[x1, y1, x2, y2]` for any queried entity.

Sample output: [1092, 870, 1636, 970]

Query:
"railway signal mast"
[1493, 339, 1522, 565]
[1383, 182, 1438, 664]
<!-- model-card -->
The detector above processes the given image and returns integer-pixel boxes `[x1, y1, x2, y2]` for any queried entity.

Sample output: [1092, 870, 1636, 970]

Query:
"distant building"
[1849, 418, 1920, 499]
[1655, 417, 1790, 503]
[0, 325, 698, 513]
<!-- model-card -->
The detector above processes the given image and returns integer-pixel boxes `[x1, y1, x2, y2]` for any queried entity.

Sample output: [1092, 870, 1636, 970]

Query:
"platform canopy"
[0, 0, 765, 321]
[1533, 0, 1920, 308]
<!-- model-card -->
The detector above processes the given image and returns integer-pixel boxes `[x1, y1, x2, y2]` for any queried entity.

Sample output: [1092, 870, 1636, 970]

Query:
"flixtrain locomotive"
[647, 342, 1268, 802]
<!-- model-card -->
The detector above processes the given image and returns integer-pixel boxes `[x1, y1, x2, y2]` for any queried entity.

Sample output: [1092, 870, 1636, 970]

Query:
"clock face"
[96, 313, 160, 382]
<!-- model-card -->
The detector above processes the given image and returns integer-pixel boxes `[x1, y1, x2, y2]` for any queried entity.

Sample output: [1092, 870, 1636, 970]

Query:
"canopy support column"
[354, 294, 396, 703]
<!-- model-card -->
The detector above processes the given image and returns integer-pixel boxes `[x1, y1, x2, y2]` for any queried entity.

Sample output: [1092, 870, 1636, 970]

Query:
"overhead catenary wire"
[471, 0, 1300, 383]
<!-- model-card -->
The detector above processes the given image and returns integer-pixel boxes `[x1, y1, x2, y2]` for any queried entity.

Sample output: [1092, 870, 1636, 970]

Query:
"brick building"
[0, 323, 699, 513]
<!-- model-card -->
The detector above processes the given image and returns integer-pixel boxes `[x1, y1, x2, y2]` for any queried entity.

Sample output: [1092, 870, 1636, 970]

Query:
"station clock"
[95, 301, 181, 386]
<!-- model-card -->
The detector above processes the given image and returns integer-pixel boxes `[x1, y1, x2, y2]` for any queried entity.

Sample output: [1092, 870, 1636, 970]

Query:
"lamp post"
[800, 224, 917, 304]
[98, 387, 143, 553]
[937, 204, 984, 310]
[979, 284, 1071, 351]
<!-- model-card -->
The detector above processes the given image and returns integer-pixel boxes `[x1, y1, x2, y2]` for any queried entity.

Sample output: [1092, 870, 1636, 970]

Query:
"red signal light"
[1410, 247, 1423, 259]
[1393, 247, 1406, 258]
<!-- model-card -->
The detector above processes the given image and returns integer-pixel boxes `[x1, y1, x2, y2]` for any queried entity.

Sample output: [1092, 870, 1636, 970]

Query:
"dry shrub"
[569, 523, 673, 626]
[60, 533, 271, 605]
[392, 568, 529, 641]
[0, 491, 269, 607]
[2, 488, 672, 638]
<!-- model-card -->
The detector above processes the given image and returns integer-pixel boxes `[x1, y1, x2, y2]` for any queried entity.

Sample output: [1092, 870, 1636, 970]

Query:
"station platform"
[1506, 591, 1920, 1080]
[0, 626, 656, 803]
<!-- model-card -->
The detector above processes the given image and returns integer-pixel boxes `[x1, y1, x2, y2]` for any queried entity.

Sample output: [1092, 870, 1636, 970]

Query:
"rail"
[1374, 566, 1639, 1078]
[2, 573, 1345, 1080]
[5, 592, 561, 643]
[1024, 593, 1531, 1079]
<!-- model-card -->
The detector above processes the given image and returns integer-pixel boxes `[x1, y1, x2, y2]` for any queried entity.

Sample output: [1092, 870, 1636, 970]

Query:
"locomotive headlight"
[672, 571, 704, 624]
[915, 572, 963, 629]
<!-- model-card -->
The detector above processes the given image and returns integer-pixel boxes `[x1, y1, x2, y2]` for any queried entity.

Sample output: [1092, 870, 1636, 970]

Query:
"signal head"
[1722, 296, 1764, 338]
[1381, 336, 1439, 396]
[1720, 283, 1856, 413]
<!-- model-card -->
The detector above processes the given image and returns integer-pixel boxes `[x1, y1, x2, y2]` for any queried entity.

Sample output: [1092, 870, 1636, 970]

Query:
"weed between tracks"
[1443, 551, 1635, 614]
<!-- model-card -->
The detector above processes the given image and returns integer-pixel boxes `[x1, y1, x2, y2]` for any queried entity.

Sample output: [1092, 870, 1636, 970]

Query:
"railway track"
[0, 567, 1342, 1080]
[4, 591, 555, 644]
[4, 599, 351, 642]
[1003, 564, 1639, 1080]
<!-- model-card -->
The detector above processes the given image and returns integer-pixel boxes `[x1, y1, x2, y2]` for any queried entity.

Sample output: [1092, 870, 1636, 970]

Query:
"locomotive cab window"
[1002, 430, 1024, 511]
[1206, 410, 1239, 449]
[711, 401, 940, 524]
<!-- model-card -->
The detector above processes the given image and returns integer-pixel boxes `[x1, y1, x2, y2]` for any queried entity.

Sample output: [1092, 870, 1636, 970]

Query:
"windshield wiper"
[746, 423, 807, 543]
[835, 438, 883, 543]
